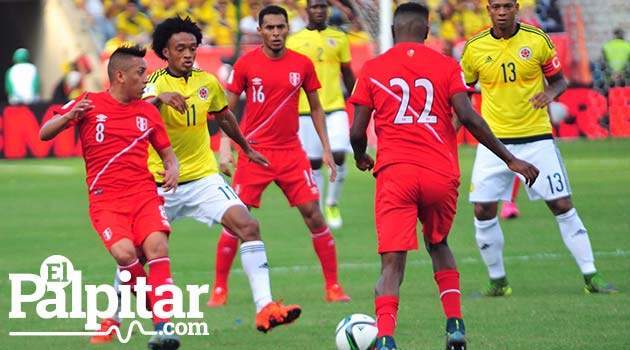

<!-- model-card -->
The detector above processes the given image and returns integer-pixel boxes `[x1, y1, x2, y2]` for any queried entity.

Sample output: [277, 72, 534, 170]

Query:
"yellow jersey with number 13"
[460, 23, 562, 139]
[144, 68, 227, 182]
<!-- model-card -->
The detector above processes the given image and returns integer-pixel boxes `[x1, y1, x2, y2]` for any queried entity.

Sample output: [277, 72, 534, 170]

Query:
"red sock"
[118, 258, 147, 291]
[375, 295, 399, 338]
[214, 228, 239, 290]
[311, 226, 338, 288]
[434, 269, 462, 319]
[510, 177, 521, 202]
[148, 256, 173, 325]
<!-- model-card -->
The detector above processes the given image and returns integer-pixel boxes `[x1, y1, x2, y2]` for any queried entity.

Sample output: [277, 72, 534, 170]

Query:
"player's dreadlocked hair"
[152, 16, 203, 61]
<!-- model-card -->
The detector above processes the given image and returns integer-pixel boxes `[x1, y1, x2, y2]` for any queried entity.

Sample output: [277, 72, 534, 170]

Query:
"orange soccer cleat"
[90, 318, 120, 343]
[206, 286, 227, 307]
[255, 300, 302, 333]
[326, 284, 352, 302]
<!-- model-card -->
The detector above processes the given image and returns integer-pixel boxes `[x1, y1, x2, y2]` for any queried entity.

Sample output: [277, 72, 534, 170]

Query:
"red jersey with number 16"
[226, 47, 321, 149]
[349, 42, 468, 178]
[53, 91, 171, 202]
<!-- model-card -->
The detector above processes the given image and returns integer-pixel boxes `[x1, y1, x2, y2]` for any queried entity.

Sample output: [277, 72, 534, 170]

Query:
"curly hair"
[151, 16, 203, 61]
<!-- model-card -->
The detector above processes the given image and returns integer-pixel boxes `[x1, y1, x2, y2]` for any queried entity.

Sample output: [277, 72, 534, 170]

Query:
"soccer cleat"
[473, 277, 512, 297]
[445, 318, 467, 350]
[255, 300, 302, 333]
[326, 283, 351, 302]
[90, 318, 120, 343]
[500, 201, 520, 219]
[374, 335, 397, 350]
[147, 333, 181, 350]
[206, 286, 227, 307]
[325, 205, 343, 229]
[584, 272, 619, 294]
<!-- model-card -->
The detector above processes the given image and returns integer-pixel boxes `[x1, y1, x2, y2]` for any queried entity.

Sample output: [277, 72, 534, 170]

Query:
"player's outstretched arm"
[529, 70, 567, 109]
[451, 92, 540, 186]
[306, 90, 337, 182]
[40, 94, 94, 141]
[349, 103, 374, 171]
[146, 92, 189, 114]
[215, 107, 269, 172]
[156, 146, 179, 193]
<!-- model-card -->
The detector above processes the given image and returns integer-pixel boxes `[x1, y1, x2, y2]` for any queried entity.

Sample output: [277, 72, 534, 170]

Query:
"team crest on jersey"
[102, 227, 112, 241]
[136, 116, 148, 131]
[198, 86, 209, 101]
[328, 38, 337, 47]
[519, 46, 533, 60]
[289, 72, 301, 87]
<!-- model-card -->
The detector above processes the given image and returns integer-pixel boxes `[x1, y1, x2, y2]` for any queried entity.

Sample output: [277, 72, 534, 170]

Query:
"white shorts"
[298, 110, 351, 158]
[469, 139, 572, 202]
[157, 174, 246, 228]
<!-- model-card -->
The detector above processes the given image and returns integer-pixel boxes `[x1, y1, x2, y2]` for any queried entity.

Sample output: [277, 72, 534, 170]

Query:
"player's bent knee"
[236, 218, 261, 242]
[110, 240, 138, 266]
[546, 196, 574, 215]
[474, 202, 498, 220]
[142, 231, 169, 259]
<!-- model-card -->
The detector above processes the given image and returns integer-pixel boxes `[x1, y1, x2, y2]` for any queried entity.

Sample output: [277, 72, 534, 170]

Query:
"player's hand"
[354, 153, 375, 172]
[67, 94, 94, 120]
[157, 167, 179, 193]
[323, 151, 337, 182]
[158, 92, 189, 114]
[219, 144, 235, 177]
[529, 91, 554, 109]
[245, 148, 270, 168]
[507, 158, 539, 187]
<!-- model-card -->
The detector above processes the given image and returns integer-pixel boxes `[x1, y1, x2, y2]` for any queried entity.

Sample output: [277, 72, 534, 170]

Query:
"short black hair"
[258, 5, 288, 27]
[152, 16, 203, 60]
[107, 45, 146, 80]
[394, 2, 429, 21]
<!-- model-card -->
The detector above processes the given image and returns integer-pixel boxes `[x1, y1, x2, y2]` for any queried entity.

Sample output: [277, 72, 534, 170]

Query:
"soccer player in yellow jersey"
[460, 0, 618, 296]
[285, 0, 356, 229]
[90, 17, 302, 344]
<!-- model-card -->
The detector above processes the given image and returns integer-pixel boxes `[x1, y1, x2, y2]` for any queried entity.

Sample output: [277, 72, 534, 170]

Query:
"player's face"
[487, 0, 519, 30]
[164, 32, 198, 76]
[123, 56, 148, 100]
[258, 14, 289, 54]
[307, 0, 328, 27]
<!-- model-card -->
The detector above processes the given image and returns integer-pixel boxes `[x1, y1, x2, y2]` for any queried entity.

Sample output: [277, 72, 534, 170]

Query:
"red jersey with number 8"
[349, 42, 467, 178]
[53, 91, 171, 202]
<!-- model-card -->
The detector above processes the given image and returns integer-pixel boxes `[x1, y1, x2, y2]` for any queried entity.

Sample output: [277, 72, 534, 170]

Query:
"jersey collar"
[490, 22, 521, 40]
[165, 67, 191, 79]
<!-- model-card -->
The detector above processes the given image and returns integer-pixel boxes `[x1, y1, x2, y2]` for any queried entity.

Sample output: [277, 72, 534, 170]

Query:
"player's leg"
[324, 110, 352, 229]
[470, 144, 515, 297]
[418, 169, 466, 350]
[277, 149, 350, 302]
[298, 115, 325, 208]
[501, 176, 521, 219]
[372, 164, 420, 350]
[524, 139, 619, 294]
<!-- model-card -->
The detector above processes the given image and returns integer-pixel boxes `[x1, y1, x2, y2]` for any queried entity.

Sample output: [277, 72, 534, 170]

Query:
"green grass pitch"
[1, 138, 628, 350]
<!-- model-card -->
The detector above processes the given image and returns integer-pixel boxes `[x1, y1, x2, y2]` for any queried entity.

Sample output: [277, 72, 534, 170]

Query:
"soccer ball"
[335, 313, 378, 350]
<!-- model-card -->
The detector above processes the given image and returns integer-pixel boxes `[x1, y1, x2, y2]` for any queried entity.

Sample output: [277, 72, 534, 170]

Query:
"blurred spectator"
[149, 0, 187, 25]
[346, 18, 371, 46]
[205, 0, 237, 46]
[116, 2, 153, 46]
[519, 3, 541, 28]
[5, 48, 40, 105]
[76, 0, 116, 44]
[184, 0, 215, 28]
[536, 0, 564, 33]
[103, 31, 134, 55]
[284, 0, 308, 33]
[603, 28, 630, 86]
[438, 1, 462, 43]
[240, 0, 263, 45]
[457, 0, 491, 38]
[51, 55, 93, 104]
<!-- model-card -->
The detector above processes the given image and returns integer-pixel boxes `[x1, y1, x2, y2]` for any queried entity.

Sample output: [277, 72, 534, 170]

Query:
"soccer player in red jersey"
[39, 46, 181, 350]
[211, 4, 351, 305]
[348, 3, 539, 350]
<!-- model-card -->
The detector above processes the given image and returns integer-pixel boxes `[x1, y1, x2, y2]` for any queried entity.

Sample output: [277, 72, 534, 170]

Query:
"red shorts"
[232, 148, 319, 208]
[89, 192, 171, 250]
[375, 163, 459, 253]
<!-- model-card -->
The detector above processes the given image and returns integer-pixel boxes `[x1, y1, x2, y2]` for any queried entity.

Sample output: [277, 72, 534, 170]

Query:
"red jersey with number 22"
[226, 47, 321, 149]
[349, 43, 468, 179]
[54, 91, 171, 202]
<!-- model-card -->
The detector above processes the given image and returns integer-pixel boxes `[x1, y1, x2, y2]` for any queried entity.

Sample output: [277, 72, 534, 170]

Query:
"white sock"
[112, 268, 122, 323]
[240, 241, 273, 312]
[326, 163, 347, 207]
[474, 217, 506, 279]
[555, 208, 596, 275]
[313, 168, 325, 209]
